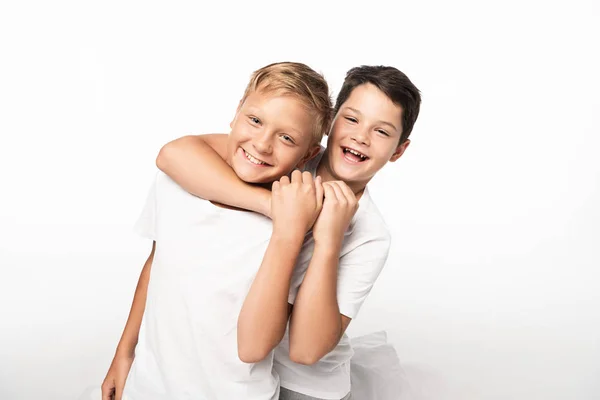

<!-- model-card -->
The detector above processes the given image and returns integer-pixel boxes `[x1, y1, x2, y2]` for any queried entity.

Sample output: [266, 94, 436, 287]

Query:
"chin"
[232, 168, 263, 183]
[331, 165, 360, 181]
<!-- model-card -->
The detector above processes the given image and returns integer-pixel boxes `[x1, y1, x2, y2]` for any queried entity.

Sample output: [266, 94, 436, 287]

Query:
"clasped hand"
[271, 170, 358, 246]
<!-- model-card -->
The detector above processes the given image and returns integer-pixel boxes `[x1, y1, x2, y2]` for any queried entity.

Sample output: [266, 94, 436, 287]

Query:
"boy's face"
[325, 83, 409, 189]
[226, 90, 318, 184]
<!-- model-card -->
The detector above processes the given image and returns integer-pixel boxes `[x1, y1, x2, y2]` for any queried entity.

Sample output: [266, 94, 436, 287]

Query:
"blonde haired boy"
[101, 62, 332, 400]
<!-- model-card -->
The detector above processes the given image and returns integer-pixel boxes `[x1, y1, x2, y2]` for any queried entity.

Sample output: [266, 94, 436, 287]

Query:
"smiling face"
[226, 89, 320, 184]
[320, 83, 410, 192]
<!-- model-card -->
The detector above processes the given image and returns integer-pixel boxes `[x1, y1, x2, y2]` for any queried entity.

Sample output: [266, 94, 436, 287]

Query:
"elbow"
[288, 324, 341, 365]
[288, 344, 322, 366]
[237, 341, 271, 364]
[156, 137, 189, 172]
[156, 142, 175, 172]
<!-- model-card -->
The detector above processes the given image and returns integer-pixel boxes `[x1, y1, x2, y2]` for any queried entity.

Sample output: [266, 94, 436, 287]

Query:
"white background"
[1, 1, 599, 399]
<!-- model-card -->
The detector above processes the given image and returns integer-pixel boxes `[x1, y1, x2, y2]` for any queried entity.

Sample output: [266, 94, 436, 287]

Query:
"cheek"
[329, 120, 346, 139]
[231, 125, 250, 141]
[369, 145, 395, 166]
[280, 147, 304, 168]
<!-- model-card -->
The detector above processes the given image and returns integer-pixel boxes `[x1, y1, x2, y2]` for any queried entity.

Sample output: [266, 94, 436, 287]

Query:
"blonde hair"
[240, 62, 333, 145]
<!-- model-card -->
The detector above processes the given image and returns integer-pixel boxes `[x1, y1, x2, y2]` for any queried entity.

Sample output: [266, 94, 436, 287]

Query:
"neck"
[317, 152, 367, 198]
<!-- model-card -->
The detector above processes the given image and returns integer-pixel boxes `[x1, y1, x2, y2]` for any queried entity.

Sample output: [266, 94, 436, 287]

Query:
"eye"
[280, 134, 295, 144]
[249, 116, 261, 125]
[377, 129, 390, 137]
[344, 116, 358, 123]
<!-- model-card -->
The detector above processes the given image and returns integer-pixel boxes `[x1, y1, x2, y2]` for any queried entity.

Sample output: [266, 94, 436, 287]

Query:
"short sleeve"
[133, 175, 158, 240]
[336, 234, 391, 319]
[286, 232, 391, 318]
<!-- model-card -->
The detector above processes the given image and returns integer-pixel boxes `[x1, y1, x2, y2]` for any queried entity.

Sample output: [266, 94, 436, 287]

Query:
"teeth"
[345, 148, 367, 160]
[244, 150, 266, 165]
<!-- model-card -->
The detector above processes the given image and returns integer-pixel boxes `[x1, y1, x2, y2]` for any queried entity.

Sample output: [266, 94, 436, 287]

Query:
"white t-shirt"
[123, 172, 280, 400]
[274, 149, 392, 400]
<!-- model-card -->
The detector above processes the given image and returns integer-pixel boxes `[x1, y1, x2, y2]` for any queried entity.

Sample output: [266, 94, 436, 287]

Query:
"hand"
[101, 353, 134, 400]
[271, 170, 324, 241]
[312, 181, 358, 247]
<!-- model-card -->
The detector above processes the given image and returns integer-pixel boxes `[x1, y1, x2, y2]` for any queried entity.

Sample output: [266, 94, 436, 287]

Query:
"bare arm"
[288, 242, 352, 365]
[115, 241, 155, 358]
[237, 234, 304, 363]
[288, 182, 357, 365]
[237, 171, 323, 363]
[102, 242, 155, 400]
[289, 230, 390, 365]
[156, 134, 271, 216]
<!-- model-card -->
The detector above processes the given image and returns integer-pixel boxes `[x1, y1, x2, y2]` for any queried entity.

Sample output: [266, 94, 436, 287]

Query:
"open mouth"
[342, 147, 369, 163]
[242, 148, 271, 166]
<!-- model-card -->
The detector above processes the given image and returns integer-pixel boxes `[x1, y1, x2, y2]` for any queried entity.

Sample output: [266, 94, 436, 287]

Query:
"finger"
[115, 381, 124, 400]
[291, 169, 302, 184]
[302, 171, 313, 186]
[101, 383, 114, 400]
[272, 180, 280, 193]
[337, 181, 356, 203]
[279, 175, 290, 186]
[323, 182, 338, 202]
[329, 182, 347, 204]
[315, 176, 324, 210]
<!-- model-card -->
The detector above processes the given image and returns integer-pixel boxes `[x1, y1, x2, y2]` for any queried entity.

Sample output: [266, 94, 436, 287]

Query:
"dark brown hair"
[335, 66, 421, 144]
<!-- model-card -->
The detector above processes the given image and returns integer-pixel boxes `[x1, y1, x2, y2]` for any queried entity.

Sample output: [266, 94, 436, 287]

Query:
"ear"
[297, 144, 322, 169]
[230, 99, 244, 129]
[389, 139, 410, 162]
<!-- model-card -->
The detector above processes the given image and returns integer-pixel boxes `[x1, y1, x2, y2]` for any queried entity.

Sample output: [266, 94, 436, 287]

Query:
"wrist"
[271, 229, 306, 247]
[115, 343, 136, 360]
[313, 238, 342, 255]
[259, 191, 272, 218]
[240, 186, 270, 216]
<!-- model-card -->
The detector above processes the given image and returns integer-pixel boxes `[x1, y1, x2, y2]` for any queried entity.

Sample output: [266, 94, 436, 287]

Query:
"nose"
[252, 129, 273, 155]
[351, 127, 370, 146]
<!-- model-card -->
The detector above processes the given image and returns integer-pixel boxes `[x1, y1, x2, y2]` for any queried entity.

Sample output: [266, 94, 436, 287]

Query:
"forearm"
[156, 135, 271, 216]
[115, 245, 155, 358]
[237, 234, 304, 363]
[289, 241, 342, 364]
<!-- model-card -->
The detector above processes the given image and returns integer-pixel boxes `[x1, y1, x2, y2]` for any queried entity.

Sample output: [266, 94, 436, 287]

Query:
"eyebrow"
[281, 125, 303, 136]
[244, 107, 304, 138]
[343, 106, 399, 133]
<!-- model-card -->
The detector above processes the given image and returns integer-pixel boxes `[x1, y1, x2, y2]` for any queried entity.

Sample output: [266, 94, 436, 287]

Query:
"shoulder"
[154, 170, 186, 196]
[351, 188, 391, 243]
[339, 189, 391, 261]
[153, 170, 212, 211]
